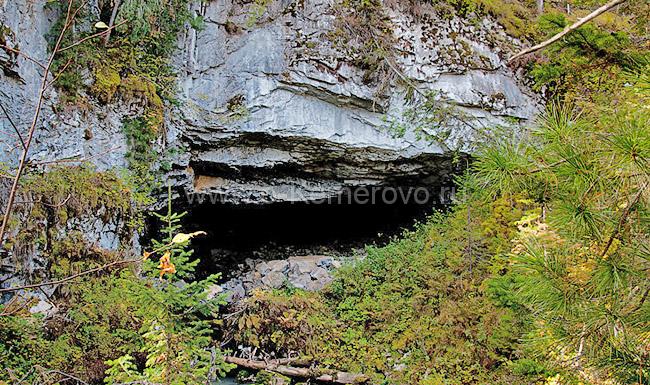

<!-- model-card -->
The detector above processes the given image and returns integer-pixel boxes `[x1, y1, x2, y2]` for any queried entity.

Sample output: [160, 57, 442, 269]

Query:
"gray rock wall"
[1, 0, 538, 205]
[169, 0, 538, 203]
[0, 1, 130, 171]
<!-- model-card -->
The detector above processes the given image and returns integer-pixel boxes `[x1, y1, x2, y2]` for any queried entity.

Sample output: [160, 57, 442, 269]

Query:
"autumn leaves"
[143, 231, 206, 279]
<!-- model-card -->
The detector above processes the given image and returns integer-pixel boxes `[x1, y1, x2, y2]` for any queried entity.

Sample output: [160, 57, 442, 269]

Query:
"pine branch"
[508, 0, 628, 64]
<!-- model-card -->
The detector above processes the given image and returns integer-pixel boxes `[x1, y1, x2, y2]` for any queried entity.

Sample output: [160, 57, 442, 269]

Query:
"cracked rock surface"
[1, 0, 538, 206]
[168, 0, 539, 203]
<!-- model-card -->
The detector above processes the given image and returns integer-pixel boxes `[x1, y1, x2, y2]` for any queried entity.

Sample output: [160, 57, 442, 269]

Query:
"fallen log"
[224, 356, 369, 384]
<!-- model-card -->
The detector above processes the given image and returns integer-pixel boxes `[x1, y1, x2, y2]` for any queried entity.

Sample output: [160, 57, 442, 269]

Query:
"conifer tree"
[474, 68, 649, 382]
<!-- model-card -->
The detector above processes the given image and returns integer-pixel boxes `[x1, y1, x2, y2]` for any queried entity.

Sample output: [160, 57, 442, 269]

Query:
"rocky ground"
[214, 255, 342, 302]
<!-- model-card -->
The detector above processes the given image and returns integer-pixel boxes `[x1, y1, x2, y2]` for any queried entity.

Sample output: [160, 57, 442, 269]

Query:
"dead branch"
[0, 44, 47, 70]
[104, 0, 123, 45]
[0, 257, 142, 293]
[600, 181, 647, 258]
[224, 356, 369, 384]
[58, 20, 127, 53]
[0, 0, 76, 246]
[0, 100, 27, 151]
[35, 368, 90, 385]
[508, 0, 627, 64]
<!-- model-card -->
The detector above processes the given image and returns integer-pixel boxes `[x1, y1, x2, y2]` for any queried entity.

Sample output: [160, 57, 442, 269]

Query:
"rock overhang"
[168, 0, 538, 204]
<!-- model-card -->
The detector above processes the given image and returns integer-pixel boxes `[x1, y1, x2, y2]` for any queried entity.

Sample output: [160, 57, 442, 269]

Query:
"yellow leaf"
[142, 251, 152, 260]
[251, 315, 261, 328]
[158, 251, 171, 267]
[157, 251, 176, 278]
[171, 231, 206, 244]
[159, 263, 176, 276]
[95, 21, 110, 29]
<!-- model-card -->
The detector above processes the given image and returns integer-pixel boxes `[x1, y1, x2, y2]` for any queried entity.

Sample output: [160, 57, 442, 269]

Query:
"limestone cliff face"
[0, 0, 538, 205]
[168, 0, 538, 203]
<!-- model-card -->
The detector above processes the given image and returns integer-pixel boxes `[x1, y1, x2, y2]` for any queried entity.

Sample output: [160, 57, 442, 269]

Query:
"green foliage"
[4, 166, 149, 281]
[0, 164, 150, 383]
[122, 115, 160, 191]
[474, 68, 650, 383]
[0, 311, 48, 382]
[246, 0, 274, 28]
[105, 188, 234, 384]
[1, 186, 232, 384]
[118, 0, 190, 56]
[254, 370, 292, 385]
[46, 0, 189, 103]
[233, 201, 535, 384]
[527, 5, 649, 99]
[430, 0, 534, 38]
[388, 90, 481, 153]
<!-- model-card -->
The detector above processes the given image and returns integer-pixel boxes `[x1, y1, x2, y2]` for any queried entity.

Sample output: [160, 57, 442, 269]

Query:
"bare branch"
[508, 0, 627, 64]
[0, 101, 27, 151]
[104, 0, 123, 45]
[57, 20, 127, 53]
[0, 44, 47, 70]
[0, 257, 142, 293]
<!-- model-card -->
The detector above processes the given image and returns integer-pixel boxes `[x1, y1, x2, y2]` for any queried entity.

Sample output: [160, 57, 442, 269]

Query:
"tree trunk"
[103, 0, 121, 45]
[537, 0, 544, 14]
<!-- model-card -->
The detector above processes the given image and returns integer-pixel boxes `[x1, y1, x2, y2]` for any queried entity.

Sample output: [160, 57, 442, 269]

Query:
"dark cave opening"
[172, 185, 454, 279]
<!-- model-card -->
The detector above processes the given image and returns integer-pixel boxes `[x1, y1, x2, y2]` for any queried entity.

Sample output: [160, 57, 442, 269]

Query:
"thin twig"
[40, 369, 90, 385]
[0, 257, 142, 293]
[45, 58, 73, 91]
[600, 182, 647, 258]
[57, 20, 127, 53]
[514, 158, 569, 176]
[13, 193, 72, 208]
[0, 100, 27, 151]
[0, 44, 47, 70]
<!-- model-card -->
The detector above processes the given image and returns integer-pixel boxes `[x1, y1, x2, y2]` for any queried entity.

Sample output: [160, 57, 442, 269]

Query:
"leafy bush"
[232, 203, 534, 384]
[1, 184, 233, 384]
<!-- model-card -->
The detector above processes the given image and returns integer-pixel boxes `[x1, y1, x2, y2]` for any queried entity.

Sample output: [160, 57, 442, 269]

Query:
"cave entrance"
[177, 186, 453, 279]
